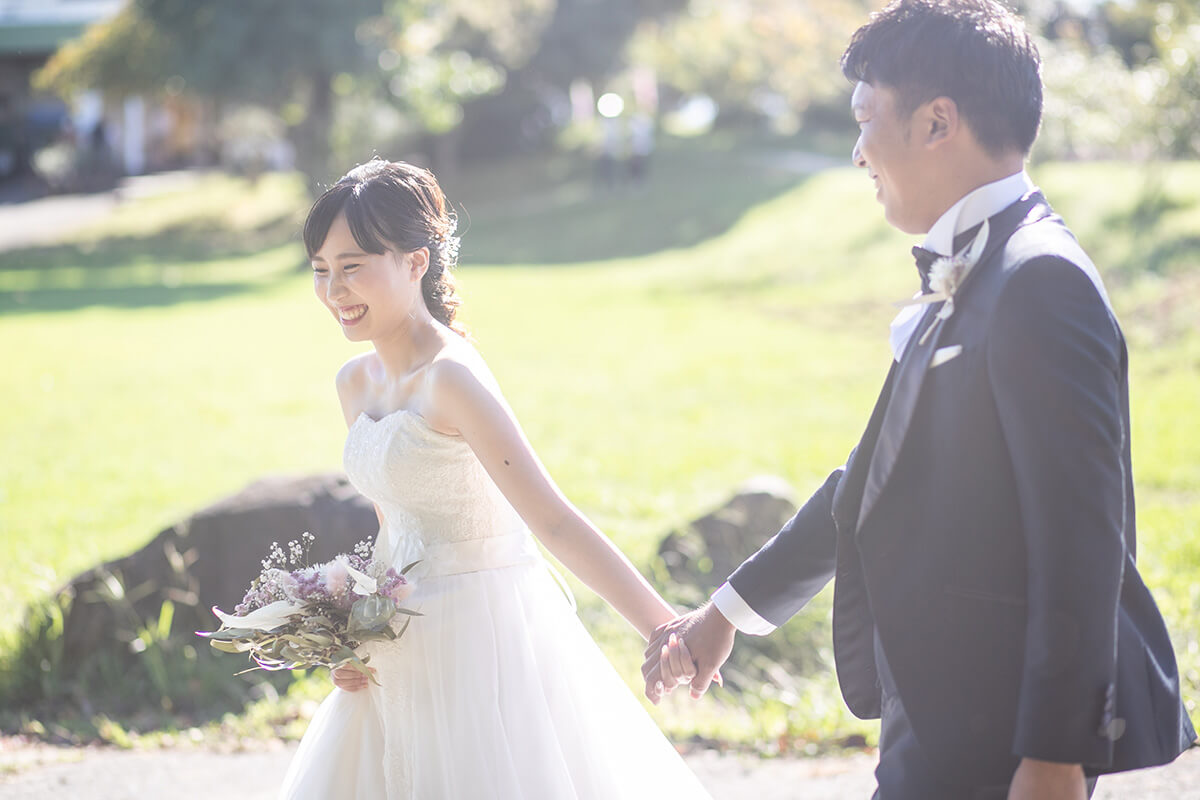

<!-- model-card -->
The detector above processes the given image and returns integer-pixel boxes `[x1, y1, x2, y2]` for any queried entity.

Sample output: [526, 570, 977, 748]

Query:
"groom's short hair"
[841, 0, 1042, 157]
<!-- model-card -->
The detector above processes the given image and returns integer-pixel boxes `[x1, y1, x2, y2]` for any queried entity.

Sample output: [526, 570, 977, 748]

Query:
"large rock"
[58, 473, 377, 669]
[655, 477, 835, 696]
[657, 476, 798, 606]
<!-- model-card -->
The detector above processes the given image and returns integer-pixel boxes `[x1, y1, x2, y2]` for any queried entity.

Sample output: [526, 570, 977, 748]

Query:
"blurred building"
[0, 0, 228, 191]
[0, 0, 122, 181]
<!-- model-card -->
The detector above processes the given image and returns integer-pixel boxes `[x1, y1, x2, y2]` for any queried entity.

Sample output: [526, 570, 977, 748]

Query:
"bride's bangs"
[303, 184, 391, 258]
[341, 189, 394, 257]
[303, 185, 347, 258]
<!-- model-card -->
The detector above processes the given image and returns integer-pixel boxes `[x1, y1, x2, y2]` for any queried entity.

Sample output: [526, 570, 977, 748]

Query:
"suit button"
[1099, 717, 1126, 741]
[1097, 683, 1123, 739]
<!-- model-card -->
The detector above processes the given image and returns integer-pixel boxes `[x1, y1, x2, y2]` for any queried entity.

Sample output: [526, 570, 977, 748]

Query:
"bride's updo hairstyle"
[304, 159, 464, 335]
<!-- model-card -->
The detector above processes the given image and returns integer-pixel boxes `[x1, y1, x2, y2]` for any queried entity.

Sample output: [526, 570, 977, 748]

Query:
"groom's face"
[851, 81, 934, 235]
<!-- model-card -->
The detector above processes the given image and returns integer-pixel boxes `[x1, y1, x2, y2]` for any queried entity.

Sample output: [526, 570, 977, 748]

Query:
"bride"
[279, 158, 712, 799]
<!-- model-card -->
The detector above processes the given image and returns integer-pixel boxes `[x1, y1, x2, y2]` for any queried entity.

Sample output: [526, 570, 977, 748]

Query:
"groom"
[644, 1, 1197, 798]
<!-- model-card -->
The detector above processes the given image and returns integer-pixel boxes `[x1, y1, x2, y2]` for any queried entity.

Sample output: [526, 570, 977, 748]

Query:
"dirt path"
[0, 171, 205, 253]
[1, 742, 1196, 799]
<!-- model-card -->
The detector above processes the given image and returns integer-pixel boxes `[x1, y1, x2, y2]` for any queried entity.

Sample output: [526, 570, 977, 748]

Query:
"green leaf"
[332, 655, 380, 685]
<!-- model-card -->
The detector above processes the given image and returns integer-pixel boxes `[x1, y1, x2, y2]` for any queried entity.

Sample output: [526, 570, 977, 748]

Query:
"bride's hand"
[331, 664, 375, 692]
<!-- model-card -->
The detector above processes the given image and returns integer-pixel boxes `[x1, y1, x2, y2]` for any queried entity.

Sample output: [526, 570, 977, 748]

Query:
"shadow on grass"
[456, 144, 811, 265]
[0, 213, 303, 315]
[1138, 234, 1200, 276]
[0, 213, 300, 273]
[0, 277, 296, 315]
[1102, 183, 1197, 234]
[1, 143, 820, 318]
[1098, 173, 1200, 279]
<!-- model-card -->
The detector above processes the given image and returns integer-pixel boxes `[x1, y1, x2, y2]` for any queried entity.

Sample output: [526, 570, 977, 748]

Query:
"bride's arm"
[426, 359, 677, 641]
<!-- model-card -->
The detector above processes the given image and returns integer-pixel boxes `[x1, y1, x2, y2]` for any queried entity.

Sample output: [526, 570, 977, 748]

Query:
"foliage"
[33, 0, 692, 177]
[1146, 3, 1200, 157]
[32, 5, 174, 98]
[1091, 0, 1200, 157]
[1, 144, 1197, 749]
[628, 0, 867, 131]
[0, 578, 290, 741]
[447, 0, 688, 158]
[36, 0, 381, 184]
[1033, 35, 1166, 161]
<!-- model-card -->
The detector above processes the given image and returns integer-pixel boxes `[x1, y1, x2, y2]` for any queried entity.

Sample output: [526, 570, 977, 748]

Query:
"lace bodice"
[343, 408, 530, 574]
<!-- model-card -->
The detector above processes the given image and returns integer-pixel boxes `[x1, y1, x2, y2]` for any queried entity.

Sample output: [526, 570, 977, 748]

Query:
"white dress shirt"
[711, 171, 1036, 637]
[888, 171, 1036, 360]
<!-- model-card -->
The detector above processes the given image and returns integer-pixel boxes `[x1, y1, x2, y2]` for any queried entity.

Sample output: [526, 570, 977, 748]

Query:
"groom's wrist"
[710, 582, 776, 636]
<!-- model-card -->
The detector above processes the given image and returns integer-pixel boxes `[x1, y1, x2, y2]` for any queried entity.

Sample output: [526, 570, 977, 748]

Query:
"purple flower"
[381, 570, 414, 603]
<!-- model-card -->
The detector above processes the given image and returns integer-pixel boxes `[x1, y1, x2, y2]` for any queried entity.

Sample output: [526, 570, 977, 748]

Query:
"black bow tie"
[912, 246, 941, 294]
[911, 221, 987, 294]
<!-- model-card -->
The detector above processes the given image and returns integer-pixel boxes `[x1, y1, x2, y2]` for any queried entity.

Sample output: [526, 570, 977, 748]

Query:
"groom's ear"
[921, 96, 960, 149]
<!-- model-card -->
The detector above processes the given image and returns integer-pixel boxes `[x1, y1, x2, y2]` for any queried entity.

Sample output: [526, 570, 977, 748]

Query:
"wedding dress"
[279, 407, 712, 799]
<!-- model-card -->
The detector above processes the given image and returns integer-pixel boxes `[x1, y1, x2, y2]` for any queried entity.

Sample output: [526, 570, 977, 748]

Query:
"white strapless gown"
[279, 408, 712, 799]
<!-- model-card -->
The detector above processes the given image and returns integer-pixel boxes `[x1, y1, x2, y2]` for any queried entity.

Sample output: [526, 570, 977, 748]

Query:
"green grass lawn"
[1, 141, 1197, 749]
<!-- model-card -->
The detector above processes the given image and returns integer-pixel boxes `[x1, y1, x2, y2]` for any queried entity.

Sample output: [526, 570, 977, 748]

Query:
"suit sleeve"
[986, 256, 1127, 766]
[717, 467, 842, 630]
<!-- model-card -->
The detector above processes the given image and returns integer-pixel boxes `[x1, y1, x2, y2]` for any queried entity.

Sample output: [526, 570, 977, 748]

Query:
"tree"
[627, 0, 869, 131]
[38, 0, 383, 186]
[37, 0, 687, 175]
[442, 0, 690, 159]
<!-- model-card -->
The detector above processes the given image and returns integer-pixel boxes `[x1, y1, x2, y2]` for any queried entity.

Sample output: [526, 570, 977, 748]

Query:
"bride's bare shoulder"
[421, 338, 506, 430]
[335, 352, 378, 423]
[426, 337, 496, 391]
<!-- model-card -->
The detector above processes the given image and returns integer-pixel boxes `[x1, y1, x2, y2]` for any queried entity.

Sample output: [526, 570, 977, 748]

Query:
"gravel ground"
[1, 742, 1196, 799]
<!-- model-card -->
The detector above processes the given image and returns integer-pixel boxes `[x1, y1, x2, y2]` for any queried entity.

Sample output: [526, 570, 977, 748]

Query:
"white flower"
[212, 600, 302, 632]
[324, 559, 349, 594]
[930, 218, 990, 321]
[345, 562, 378, 596]
[928, 255, 967, 299]
[894, 219, 991, 347]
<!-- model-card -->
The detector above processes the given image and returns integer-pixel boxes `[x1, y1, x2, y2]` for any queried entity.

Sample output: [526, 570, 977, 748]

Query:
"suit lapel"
[858, 304, 945, 528]
[855, 192, 1053, 534]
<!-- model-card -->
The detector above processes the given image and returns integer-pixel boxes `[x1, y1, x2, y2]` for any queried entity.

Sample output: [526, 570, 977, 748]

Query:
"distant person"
[595, 112, 623, 190]
[628, 111, 655, 184]
[89, 120, 107, 154]
[278, 159, 712, 798]
[646, 2, 1197, 798]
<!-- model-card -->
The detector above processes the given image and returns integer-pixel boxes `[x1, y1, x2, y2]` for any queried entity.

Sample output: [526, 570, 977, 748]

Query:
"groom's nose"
[852, 138, 867, 168]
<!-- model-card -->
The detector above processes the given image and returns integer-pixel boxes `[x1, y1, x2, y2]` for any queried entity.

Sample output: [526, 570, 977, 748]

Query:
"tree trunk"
[293, 71, 334, 195]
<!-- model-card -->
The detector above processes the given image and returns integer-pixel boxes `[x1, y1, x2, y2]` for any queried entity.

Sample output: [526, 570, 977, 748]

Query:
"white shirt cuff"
[711, 581, 777, 636]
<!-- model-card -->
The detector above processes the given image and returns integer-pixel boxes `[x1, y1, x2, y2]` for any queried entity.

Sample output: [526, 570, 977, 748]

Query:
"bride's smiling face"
[311, 212, 428, 341]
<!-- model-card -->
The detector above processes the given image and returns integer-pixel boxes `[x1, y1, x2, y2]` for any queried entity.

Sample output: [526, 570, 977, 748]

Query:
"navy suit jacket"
[726, 192, 1196, 785]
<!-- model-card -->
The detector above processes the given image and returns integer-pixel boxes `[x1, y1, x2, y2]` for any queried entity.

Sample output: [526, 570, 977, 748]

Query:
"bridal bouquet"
[198, 533, 419, 684]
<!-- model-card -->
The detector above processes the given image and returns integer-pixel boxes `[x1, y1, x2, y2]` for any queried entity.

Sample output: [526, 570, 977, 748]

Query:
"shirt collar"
[922, 170, 1035, 256]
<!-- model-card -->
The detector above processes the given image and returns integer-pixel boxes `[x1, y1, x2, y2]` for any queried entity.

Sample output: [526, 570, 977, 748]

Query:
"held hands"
[331, 663, 376, 692]
[641, 603, 735, 704]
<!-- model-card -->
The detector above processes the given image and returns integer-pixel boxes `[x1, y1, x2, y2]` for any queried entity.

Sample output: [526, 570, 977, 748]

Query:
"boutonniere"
[894, 219, 990, 346]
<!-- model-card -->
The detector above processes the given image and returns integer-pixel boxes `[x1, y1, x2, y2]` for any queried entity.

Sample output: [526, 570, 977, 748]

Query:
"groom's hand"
[641, 603, 734, 704]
